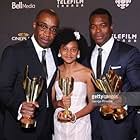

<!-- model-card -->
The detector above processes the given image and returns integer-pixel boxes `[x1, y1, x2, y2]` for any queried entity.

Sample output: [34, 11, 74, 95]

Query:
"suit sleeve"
[126, 47, 140, 91]
[0, 46, 25, 119]
[121, 47, 140, 107]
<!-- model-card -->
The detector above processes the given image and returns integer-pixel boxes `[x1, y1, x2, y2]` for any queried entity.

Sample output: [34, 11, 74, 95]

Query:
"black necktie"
[42, 50, 49, 108]
[96, 48, 102, 79]
[42, 50, 48, 78]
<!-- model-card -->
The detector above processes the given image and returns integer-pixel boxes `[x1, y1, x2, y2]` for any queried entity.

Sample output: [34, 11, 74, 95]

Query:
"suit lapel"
[25, 39, 46, 79]
[25, 39, 58, 89]
[103, 40, 120, 75]
[51, 48, 58, 66]
[47, 48, 58, 89]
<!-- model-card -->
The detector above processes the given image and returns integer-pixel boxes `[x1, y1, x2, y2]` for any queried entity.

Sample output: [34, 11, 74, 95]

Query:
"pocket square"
[111, 66, 121, 69]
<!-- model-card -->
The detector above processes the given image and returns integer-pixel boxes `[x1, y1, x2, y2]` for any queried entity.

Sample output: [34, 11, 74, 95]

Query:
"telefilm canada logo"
[11, 32, 30, 41]
[11, 1, 35, 9]
[115, 0, 132, 9]
[56, 0, 84, 8]
[113, 33, 137, 43]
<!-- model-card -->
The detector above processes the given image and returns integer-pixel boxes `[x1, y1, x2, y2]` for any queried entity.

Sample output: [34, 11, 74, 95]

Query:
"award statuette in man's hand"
[91, 67, 128, 120]
[58, 77, 74, 118]
[21, 65, 44, 128]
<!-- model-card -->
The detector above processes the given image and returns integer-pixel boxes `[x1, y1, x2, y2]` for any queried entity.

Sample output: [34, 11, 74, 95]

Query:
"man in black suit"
[0, 9, 59, 140]
[86, 8, 140, 140]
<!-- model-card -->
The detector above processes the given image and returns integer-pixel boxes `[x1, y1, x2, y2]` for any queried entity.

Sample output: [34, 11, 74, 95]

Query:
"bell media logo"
[113, 33, 137, 43]
[11, 32, 30, 41]
[56, 0, 84, 8]
[115, 0, 132, 9]
[11, 1, 35, 9]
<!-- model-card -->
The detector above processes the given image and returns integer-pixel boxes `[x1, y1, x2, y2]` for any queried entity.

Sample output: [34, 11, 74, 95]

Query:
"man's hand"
[109, 95, 123, 109]
[20, 101, 39, 119]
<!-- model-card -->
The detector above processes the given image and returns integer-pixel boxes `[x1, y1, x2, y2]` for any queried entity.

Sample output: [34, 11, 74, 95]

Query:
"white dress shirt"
[90, 36, 114, 78]
[31, 35, 56, 87]
[90, 37, 128, 110]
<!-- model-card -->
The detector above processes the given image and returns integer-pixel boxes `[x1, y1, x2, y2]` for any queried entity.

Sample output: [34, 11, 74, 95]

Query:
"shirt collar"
[96, 36, 114, 53]
[31, 34, 51, 53]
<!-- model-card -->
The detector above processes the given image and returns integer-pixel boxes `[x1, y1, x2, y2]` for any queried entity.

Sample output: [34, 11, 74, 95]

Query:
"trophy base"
[100, 106, 128, 120]
[113, 108, 128, 121]
[62, 110, 72, 119]
[21, 122, 36, 128]
[100, 105, 114, 117]
[20, 118, 36, 128]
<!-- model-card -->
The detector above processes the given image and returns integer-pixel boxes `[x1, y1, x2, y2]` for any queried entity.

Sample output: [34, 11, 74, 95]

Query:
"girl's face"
[60, 41, 80, 64]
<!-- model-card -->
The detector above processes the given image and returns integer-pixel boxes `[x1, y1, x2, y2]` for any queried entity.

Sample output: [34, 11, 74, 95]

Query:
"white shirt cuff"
[17, 104, 22, 120]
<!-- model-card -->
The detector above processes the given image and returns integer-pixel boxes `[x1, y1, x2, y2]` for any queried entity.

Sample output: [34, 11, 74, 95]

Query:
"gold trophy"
[21, 65, 44, 128]
[58, 77, 74, 118]
[91, 67, 128, 120]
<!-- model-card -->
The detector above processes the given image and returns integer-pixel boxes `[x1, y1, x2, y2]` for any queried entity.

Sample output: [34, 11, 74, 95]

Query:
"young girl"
[52, 28, 95, 140]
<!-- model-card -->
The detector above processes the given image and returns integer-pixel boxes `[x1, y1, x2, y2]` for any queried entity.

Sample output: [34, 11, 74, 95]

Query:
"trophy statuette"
[58, 77, 74, 118]
[21, 65, 44, 128]
[91, 67, 128, 120]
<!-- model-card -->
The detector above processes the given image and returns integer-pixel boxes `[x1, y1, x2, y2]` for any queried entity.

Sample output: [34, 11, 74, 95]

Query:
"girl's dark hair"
[53, 27, 88, 63]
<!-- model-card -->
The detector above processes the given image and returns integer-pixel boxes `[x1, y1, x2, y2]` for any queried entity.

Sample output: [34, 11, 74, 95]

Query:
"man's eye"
[90, 25, 95, 29]
[101, 24, 106, 28]
[51, 28, 57, 33]
[41, 25, 47, 29]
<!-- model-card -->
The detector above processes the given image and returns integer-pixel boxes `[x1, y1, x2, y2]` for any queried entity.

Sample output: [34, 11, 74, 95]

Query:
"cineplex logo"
[12, 2, 35, 9]
[11, 32, 30, 41]
[57, 0, 84, 8]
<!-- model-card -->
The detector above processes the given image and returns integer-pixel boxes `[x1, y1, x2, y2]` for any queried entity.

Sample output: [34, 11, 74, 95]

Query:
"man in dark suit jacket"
[0, 9, 60, 140]
[85, 8, 140, 140]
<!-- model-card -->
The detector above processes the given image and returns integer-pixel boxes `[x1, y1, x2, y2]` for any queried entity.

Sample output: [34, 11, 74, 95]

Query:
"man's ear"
[32, 22, 36, 29]
[111, 25, 113, 30]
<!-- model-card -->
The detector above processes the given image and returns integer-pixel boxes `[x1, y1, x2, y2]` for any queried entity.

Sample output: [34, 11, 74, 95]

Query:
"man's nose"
[43, 28, 52, 36]
[96, 27, 101, 32]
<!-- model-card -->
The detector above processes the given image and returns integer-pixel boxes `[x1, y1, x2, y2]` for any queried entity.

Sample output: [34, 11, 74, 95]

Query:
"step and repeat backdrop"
[0, 0, 139, 58]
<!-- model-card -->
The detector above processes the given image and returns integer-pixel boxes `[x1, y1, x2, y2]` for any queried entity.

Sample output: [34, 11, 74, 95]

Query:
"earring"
[77, 54, 80, 58]
[58, 53, 61, 57]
